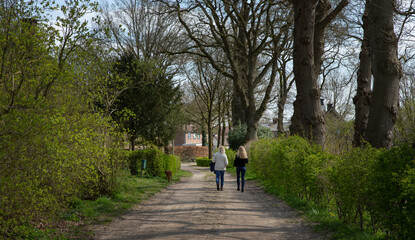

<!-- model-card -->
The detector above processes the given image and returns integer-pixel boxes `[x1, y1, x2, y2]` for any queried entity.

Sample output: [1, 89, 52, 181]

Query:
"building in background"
[173, 124, 203, 146]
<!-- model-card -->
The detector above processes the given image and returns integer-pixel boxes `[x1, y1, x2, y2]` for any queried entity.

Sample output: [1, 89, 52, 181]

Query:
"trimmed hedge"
[128, 147, 181, 177]
[249, 136, 415, 239]
[196, 157, 211, 167]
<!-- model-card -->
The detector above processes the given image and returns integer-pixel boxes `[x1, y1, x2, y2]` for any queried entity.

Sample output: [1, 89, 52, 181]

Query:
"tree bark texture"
[366, 0, 402, 149]
[353, 0, 372, 147]
[291, 0, 325, 146]
[290, 0, 348, 146]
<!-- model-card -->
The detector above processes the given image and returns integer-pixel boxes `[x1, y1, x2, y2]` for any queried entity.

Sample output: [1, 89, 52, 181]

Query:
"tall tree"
[186, 58, 222, 159]
[276, 37, 294, 135]
[101, 0, 185, 74]
[290, 0, 348, 146]
[111, 53, 183, 149]
[353, 0, 372, 147]
[365, 0, 402, 148]
[162, 0, 292, 142]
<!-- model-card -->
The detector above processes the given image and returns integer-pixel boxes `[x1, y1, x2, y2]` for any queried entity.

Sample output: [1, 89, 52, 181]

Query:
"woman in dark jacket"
[234, 146, 248, 192]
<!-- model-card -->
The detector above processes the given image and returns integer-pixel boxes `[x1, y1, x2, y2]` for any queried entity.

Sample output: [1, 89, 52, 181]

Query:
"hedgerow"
[128, 147, 181, 177]
[249, 137, 415, 239]
[0, 109, 124, 238]
[196, 157, 211, 167]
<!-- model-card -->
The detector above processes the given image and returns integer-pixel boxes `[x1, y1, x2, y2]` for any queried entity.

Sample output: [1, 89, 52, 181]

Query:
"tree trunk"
[289, 100, 305, 137]
[217, 99, 222, 148]
[129, 134, 135, 151]
[207, 116, 213, 159]
[290, 0, 347, 146]
[366, 0, 402, 149]
[232, 90, 245, 126]
[277, 93, 287, 136]
[217, 123, 222, 148]
[291, 0, 325, 146]
[246, 115, 258, 142]
[353, 0, 372, 147]
[202, 128, 207, 146]
[221, 115, 226, 146]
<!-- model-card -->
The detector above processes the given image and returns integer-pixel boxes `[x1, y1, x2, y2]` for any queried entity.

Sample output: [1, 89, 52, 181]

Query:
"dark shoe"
[217, 184, 220, 191]
[237, 188, 240, 191]
[241, 188, 244, 192]
[220, 186, 223, 191]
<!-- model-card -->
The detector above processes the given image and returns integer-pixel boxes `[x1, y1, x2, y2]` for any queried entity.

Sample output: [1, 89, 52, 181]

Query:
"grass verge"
[24, 169, 192, 239]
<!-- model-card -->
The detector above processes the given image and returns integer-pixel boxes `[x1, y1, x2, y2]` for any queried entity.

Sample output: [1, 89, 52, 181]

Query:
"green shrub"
[128, 150, 143, 175]
[249, 137, 415, 238]
[367, 144, 415, 239]
[250, 136, 331, 203]
[0, 109, 124, 238]
[127, 148, 181, 177]
[196, 157, 211, 167]
[163, 154, 181, 175]
[227, 123, 247, 150]
[225, 148, 236, 168]
[328, 145, 380, 229]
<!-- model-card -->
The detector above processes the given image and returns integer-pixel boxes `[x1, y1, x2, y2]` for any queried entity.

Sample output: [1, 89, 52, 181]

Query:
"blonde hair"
[238, 146, 248, 159]
[218, 146, 226, 154]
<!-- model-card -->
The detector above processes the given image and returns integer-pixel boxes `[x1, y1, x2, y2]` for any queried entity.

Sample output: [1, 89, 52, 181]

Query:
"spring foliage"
[249, 137, 415, 239]
[128, 148, 181, 177]
[0, 0, 124, 237]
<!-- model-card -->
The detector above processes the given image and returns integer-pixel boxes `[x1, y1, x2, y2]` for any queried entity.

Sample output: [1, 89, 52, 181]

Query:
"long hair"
[218, 146, 226, 154]
[238, 146, 248, 159]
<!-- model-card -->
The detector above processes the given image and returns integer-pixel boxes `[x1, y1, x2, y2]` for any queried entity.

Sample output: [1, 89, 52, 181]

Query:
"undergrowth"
[14, 169, 192, 239]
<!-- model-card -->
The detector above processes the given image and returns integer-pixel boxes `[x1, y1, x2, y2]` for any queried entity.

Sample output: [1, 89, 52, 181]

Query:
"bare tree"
[161, 0, 292, 142]
[101, 0, 185, 73]
[276, 40, 294, 135]
[216, 74, 232, 147]
[186, 58, 222, 158]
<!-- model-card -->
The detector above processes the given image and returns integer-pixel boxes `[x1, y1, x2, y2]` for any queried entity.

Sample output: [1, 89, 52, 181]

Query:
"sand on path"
[94, 162, 324, 240]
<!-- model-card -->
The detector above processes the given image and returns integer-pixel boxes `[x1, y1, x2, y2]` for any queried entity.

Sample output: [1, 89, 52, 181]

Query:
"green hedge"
[196, 157, 211, 167]
[249, 136, 415, 239]
[128, 147, 181, 177]
[225, 148, 236, 168]
[367, 144, 415, 239]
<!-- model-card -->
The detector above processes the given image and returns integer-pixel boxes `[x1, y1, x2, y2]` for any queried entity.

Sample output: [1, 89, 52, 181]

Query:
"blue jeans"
[215, 171, 225, 187]
[236, 166, 246, 189]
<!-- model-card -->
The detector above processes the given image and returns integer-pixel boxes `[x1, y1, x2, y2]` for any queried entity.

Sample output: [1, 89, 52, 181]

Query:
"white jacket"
[212, 152, 228, 171]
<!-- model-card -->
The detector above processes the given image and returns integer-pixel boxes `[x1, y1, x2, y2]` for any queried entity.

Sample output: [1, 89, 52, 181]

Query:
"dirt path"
[94, 163, 325, 240]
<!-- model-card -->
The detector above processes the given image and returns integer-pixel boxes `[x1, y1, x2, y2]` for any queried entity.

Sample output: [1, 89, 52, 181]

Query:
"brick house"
[173, 124, 203, 146]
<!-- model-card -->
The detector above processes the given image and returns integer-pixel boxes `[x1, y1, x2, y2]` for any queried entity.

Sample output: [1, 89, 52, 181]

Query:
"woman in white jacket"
[212, 146, 228, 191]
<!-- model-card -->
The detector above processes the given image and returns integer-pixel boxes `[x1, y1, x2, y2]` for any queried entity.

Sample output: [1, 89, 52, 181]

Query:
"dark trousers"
[215, 171, 225, 187]
[236, 166, 246, 189]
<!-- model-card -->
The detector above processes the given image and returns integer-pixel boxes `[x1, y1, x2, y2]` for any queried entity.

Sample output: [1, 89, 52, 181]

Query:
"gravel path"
[94, 163, 325, 240]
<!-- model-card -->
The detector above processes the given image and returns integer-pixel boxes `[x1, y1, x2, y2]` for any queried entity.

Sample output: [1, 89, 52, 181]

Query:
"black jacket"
[234, 155, 248, 167]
